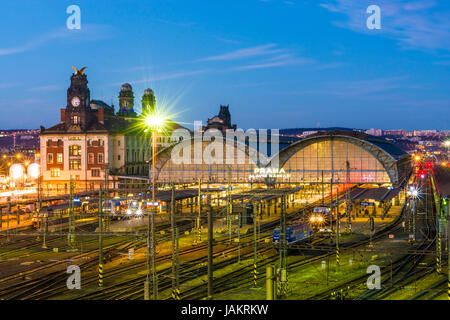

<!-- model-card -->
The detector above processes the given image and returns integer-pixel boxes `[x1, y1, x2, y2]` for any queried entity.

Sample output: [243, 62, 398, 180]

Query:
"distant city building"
[384, 129, 405, 137]
[366, 128, 383, 136]
[205, 105, 236, 132]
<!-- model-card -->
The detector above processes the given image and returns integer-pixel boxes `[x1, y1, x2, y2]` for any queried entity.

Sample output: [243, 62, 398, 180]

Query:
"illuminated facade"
[152, 138, 260, 184]
[152, 131, 411, 187]
[39, 68, 184, 192]
[275, 132, 411, 186]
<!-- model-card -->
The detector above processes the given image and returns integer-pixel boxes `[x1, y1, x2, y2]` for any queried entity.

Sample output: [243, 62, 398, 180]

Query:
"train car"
[103, 198, 128, 218]
[309, 206, 333, 232]
[126, 200, 144, 217]
[273, 222, 313, 246]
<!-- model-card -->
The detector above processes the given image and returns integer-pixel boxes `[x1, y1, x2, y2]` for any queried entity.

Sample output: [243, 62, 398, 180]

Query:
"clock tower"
[66, 66, 91, 131]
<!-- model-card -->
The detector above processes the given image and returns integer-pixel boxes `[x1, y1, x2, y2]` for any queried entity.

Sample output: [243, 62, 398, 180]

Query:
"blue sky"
[0, 0, 449, 130]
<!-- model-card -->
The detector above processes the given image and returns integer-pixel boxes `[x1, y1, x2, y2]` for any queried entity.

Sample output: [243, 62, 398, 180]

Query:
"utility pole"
[145, 130, 158, 300]
[196, 178, 202, 244]
[227, 166, 232, 243]
[170, 184, 180, 300]
[68, 177, 75, 249]
[345, 161, 352, 232]
[412, 196, 416, 242]
[207, 193, 214, 299]
[42, 210, 48, 249]
[321, 170, 324, 206]
[336, 193, 340, 268]
[104, 164, 109, 232]
[437, 196, 442, 274]
[253, 202, 258, 288]
[175, 226, 180, 298]
[278, 194, 287, 296]
[98, 188, 103, 287]
[6, 200, 11, 242]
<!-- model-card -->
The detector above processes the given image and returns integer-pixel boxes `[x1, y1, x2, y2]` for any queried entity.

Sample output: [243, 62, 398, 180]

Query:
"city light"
[9, 163, 24, 180]
[414, 155, 421, 161]
[27, 163, 40, 180]
[144, 114, 165, 131]
[407, 186, 419, 198]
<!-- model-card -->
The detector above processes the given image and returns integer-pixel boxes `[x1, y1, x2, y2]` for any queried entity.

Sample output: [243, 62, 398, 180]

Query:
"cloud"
[234, 54, 314, 70]
[0, 83, 18, 89]
[196, 44, 283, 62]
[196, 43, 315, 71]
[108, 69, 210, 86]
[319, 0, 450, 51]
[28, 85, 64, 92]
[290, 76, 410, 97]
[0, 24, 113, 56]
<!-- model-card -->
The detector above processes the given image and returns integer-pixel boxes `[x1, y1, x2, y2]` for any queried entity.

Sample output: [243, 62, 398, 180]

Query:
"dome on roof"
[144, 88, 154, 95]
[121, 83, 132, 91]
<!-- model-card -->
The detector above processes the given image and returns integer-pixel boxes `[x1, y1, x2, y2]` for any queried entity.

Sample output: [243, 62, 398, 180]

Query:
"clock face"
[71, 96, 81, 107]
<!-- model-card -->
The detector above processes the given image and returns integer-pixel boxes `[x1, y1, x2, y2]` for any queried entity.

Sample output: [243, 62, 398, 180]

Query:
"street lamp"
[144, 113, 166, 301]
[444, 140, 450, 161]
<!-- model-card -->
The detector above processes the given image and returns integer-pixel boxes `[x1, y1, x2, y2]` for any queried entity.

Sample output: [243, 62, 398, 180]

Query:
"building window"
[98, 139, 104, 146]
[51, 168, 60, 177]
[57, 153, 63, 164]
[69, 159, 81, 170]
[48, 153, 53, 164]
[47, 140, 52, 147]
[118, 155, 121, 161]
[98, 153, 104, 164]
[88, 153, 95, 164]
[87, 139, 93, 146]
[57, 139, 63, 147]
[71, 115, 80, 125]
[118, 140, 121, 146]
[69, 145, 81, 156]
[91, 169, 100, 177]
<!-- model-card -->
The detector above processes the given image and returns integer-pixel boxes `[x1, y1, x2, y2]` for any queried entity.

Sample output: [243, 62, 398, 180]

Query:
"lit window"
[88, 153, 95, 164]
[69, 145, 81, 156]
[69, 159, 81, 170]
[71, 115, 80, 125]
[51, 168, 60, 177]
[57, 153, 63, 164]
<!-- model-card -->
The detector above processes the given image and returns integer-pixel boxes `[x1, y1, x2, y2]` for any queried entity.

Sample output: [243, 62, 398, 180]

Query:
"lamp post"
[144, 114, 165, 301]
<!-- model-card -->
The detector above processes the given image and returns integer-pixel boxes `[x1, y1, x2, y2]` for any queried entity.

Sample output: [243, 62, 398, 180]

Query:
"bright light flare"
[145, 114, 165, 130]
[27, 163, 40, 179]
[10, 164, 24, 180]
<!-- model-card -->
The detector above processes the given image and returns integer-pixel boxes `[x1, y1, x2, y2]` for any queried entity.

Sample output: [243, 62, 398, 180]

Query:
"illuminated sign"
[360, 202, 375, 206]
[249, 168, 290, 180]
[146, 202, 159, 206]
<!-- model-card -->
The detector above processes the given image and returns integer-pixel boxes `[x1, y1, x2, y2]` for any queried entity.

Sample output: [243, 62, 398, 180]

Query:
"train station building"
[152, 130, 412, 188]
